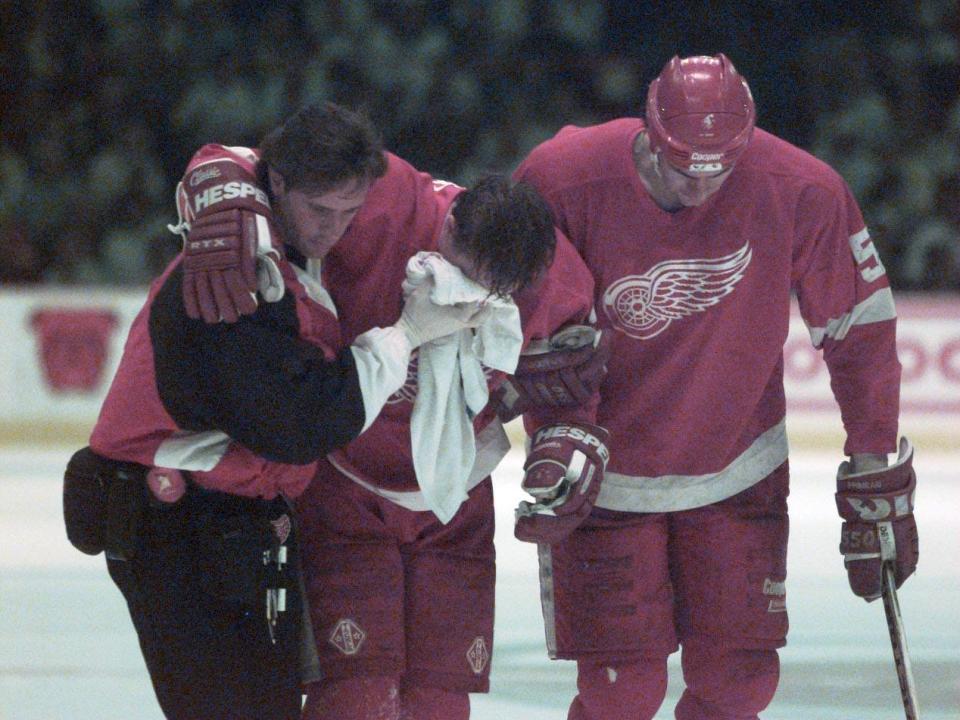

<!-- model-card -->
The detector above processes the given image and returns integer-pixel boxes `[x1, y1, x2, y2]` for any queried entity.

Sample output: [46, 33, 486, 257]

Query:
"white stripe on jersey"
[327, 419, 511, 511]
[596, 419, 789, 513]
[153, 429, 232, 471]
[807, 286, 897, 348]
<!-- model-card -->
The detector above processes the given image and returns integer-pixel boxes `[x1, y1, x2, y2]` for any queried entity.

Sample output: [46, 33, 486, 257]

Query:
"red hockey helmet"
[645, 54, 755, 174]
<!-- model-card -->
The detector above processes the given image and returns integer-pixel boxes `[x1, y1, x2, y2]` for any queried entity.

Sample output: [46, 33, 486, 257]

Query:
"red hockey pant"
[545, 464, 790, 720]
[296, 466, 494, 719]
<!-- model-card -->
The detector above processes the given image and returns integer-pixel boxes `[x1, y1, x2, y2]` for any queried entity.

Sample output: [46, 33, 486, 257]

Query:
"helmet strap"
[651, 150, 663, 178]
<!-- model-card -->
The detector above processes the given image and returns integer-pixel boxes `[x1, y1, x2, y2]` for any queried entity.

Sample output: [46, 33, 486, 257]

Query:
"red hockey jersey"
[89, 146, 395, 499]
[516, 120, 901, 512]
[89, 257, 347, 499]
[94, 145, 596, 507]
[321, 152, 597, 505]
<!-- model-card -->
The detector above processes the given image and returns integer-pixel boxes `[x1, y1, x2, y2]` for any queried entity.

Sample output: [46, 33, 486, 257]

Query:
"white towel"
[404, 252, 523, 523]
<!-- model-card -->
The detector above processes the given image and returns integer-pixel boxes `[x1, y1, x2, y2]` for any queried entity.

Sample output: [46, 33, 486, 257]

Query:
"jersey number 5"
[849, 231, 887, 283]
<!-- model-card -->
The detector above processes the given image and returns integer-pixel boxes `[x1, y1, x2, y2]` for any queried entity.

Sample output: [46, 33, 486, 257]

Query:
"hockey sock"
[675, 646, 780, 720]
[301, 676, 401, 720]
[399, 684, 470, 720]
[568, 659, 668, 720]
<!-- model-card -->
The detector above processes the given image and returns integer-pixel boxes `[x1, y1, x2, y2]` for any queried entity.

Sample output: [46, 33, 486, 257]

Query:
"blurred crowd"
[1, 0, 958, 290]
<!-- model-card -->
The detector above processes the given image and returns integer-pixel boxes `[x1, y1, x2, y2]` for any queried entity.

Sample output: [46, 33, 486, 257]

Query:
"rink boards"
[0, 289, 957, 449]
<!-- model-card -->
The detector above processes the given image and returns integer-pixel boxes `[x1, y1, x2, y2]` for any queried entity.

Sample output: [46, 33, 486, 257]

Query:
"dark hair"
[257, 102, 387, 195]
[451, 176, 557, 298]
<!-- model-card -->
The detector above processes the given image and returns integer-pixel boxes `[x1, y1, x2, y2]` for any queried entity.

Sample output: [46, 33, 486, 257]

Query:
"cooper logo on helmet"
[646, 53, 756, 173]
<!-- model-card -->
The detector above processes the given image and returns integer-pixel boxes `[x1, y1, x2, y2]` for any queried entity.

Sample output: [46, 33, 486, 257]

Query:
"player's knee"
[302, 675, 401, 720]
[399, 684, 469, 720]
[569, 659, 668, 720]
[677, 646, 779, 719]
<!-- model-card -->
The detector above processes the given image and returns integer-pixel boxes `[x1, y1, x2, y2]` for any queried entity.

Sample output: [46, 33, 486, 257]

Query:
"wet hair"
[451, 175, 557, 298]
[257, 102, 387, 196]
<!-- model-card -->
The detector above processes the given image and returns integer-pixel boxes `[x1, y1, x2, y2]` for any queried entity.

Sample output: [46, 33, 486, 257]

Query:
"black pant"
[106, 489, 303, 720]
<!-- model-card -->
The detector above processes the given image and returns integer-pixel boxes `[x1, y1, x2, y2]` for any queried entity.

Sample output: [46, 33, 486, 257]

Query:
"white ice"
[1, 442, 958, 719]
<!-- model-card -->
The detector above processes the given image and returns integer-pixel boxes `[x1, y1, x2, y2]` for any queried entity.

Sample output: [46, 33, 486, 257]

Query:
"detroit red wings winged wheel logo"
[270, 514, 292, 544]
[602, 242, 752, 340]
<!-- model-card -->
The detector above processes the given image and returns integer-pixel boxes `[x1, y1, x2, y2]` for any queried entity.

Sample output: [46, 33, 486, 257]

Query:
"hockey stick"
[881, 561, 920, 719]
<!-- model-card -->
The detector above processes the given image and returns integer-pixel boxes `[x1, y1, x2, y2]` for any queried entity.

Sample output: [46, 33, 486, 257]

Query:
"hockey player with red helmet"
[513, 54, 917, 719]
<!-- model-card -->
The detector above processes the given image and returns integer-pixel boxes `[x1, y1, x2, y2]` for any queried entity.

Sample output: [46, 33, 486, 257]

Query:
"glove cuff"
[836, 437, 913, 488]
[392, 316, 422, 350]
[178, 158, 272, 224]
[835, 438, 916, 522]
[516, 326, 603, 373]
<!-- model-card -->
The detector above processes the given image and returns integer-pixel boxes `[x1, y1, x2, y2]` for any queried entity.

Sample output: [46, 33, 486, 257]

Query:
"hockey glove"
[495, 325, 611, 422]
[170, 160, 283, 323]
[515, 422, 610, 544]
[835, 437, 918, 601]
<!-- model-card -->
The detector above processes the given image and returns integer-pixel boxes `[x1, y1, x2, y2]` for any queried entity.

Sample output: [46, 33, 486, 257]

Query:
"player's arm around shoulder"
[149, 251, 485, 465]
[148, 265, 367, 465]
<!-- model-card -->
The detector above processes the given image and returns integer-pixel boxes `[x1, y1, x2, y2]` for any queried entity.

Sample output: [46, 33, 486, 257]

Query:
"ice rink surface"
[1, 441, 958, 719]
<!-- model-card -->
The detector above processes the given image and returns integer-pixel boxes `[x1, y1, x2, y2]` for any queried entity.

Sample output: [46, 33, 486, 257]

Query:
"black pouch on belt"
[194, 495, 277, 607]
[62, 446, 148, 560]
